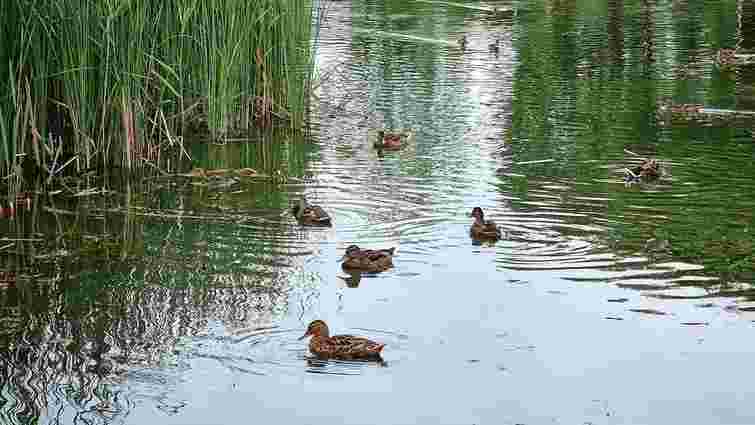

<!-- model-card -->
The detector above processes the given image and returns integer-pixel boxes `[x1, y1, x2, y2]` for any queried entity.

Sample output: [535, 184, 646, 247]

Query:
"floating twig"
[514, 158, 555, 165]
[73, 188, 106, 197]
[43, 206, 77, 216]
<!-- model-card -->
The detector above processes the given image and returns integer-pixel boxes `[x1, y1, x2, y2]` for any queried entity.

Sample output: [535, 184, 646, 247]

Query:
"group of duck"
[294, 198, 503, 360]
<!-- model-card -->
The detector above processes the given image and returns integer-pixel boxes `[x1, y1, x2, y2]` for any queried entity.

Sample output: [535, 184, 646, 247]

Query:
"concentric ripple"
[163, 324, 408, 377]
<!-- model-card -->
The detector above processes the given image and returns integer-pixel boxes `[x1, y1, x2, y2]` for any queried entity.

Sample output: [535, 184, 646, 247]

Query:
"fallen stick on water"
[514, 158, 556, 165]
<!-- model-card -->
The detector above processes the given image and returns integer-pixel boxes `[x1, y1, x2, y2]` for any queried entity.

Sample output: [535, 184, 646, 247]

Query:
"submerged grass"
[1, 0, 321, 178]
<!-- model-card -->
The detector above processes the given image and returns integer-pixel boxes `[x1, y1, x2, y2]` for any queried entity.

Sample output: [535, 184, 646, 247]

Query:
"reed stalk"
[0, 0, 319, 177]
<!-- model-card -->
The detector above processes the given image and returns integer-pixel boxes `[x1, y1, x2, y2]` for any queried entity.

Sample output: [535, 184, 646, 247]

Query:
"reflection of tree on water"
[739, 1, 755, 51]
[0, 273, 288, 424]
[0, 170, 317, 423]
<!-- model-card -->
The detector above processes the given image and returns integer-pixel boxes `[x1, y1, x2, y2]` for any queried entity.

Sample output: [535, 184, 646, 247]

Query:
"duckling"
[292, 198, 332, 226]
[470, 207, 502, 240]
[299, 320, 385, 360]
[340, 245, 395, 272]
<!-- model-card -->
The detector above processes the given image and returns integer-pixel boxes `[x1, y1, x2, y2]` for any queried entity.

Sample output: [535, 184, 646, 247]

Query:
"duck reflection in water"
[338, 271, 363, 288]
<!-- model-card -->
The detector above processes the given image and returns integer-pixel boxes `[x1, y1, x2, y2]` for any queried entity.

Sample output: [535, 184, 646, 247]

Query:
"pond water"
[2, 1, 755, 424]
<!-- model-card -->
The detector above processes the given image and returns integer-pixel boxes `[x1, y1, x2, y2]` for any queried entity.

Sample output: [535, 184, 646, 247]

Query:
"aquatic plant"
[0, 0, 321, 177]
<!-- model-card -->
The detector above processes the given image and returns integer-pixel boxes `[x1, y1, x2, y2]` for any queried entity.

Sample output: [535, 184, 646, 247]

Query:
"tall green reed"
[1, 0, 319, 176]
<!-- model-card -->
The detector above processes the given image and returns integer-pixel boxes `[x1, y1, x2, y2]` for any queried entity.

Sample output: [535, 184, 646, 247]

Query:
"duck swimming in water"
[373, 129, 414, 150]
[458, 35, 468, 50]
[470, 207, 502, 240]
[299, 320, 385, 360]
[488, 38, 500, 54]
[624, 158, 660, 182]
[340, 244, 395, 272]
[292, 198, 332, 226]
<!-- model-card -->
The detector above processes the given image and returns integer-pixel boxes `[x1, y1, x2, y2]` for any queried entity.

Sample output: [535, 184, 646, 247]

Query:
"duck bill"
[298, 330, 311, 340]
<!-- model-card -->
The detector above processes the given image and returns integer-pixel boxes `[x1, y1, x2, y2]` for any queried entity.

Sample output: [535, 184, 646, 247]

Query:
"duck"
[625, 158, 660, 181]
[340, 244, 395, 272]
[373, 129, 414, 150]
[458, 35, 467, 50]
[470, 207, 502, 240]
[299, 320, 385, 360]
[669, 103, 703, 114]
[291, 198, 332, 226]
[488, 38, 500, 54]
[716, 48, 737, 69]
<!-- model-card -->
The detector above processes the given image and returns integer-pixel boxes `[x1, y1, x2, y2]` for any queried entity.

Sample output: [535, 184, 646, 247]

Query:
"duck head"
[299, 320, 330, 340]
[471, 207, 485, 222]
[340, 245, 362, 261]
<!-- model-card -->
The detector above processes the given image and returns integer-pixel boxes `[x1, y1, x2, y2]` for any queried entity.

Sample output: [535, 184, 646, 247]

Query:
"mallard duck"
[373, 129, 414, 150]
[488, 38, 500, 54]
[669, 103, 703, 114]
[458, 35, 467, 50]
[625, 158, 660, 181]
[716, 48, 738, 69]
[292, 198, 332, 226]
[470, 207, 502, 240]
[340, 244, 395, 272]
[253, 95, 273, 128]
[299, 320, 385, 360]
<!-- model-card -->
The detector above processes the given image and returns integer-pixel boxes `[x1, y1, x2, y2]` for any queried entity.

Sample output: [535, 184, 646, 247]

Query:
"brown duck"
[470, 207, 502, 240]
[340, 245, 395, 272]
[292, 198, 332, 226]
[373, 129, 415, 150]
[299, 320, 385, 360]
[625, 158, 660, 181]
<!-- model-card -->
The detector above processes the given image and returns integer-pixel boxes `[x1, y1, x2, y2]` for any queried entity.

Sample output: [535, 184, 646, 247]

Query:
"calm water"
[2, 1, 755, 424]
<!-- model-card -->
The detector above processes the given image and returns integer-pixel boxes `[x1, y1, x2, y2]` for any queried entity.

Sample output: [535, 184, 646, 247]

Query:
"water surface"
[2, 1, 755, 424]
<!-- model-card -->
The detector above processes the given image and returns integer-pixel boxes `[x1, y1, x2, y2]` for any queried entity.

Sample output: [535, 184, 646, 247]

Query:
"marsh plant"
[0, 0, 324, 179]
